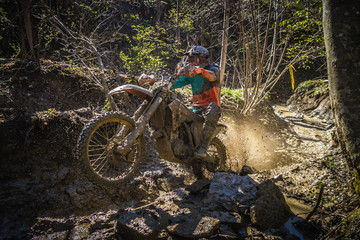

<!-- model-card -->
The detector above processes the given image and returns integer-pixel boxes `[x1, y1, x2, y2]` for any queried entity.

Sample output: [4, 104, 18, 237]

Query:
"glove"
[138, 74, 157, 85]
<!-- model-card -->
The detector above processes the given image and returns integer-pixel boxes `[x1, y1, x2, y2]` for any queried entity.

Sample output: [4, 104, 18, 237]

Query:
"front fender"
[109, 84, 154, 101]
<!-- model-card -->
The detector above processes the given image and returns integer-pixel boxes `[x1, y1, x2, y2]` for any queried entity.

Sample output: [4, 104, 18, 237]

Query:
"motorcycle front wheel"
[77, 112, 144, 188]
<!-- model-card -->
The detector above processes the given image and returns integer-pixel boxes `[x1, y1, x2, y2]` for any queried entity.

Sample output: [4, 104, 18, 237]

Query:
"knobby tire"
[77, 112, 144, 188]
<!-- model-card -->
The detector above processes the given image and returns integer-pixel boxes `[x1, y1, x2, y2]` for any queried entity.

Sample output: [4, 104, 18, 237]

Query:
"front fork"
[114, 95, 164, 155]
[114, 80, 174, 156]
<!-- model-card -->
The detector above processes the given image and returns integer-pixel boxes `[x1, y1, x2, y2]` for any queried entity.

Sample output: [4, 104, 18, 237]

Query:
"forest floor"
[0, 60, 359, 239]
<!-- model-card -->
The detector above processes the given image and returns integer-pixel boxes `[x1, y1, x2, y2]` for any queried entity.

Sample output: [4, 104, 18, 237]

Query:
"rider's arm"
[172, 76, 190, 89]
[177, 64, 216, 82]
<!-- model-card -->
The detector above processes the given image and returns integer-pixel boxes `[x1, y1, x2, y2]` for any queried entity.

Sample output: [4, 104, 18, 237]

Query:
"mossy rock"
[295, 79, 328, 97]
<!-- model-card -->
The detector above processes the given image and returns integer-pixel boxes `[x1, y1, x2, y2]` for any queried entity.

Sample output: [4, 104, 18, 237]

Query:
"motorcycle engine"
[170, 128, 193, 160]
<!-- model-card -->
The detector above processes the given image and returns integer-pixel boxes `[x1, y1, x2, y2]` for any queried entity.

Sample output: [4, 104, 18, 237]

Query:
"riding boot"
[194, 124, 217, 160]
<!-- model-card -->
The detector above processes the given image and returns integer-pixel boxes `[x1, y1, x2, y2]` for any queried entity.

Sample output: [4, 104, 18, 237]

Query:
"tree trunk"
[20, 0, 34, 59]
[323, 0, 360, 194]
[219, 0, 230, 86]
[176, 0, 181, 43]
[156, 0, 162, 25]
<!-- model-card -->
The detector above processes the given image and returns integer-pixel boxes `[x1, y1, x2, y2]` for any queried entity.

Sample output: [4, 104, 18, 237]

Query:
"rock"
[31, 217, 73, 234]
[208, 172, 263, 206]
[116, 211, 159, 240]
[35, 231, 69, 240]
[207, 211, 244, 226]
[167, 215, 220, 238]
[69, 223, 91, 240]
[219, 224, 238, 237]
[240, 165, 258, 176]
[250, 180, 292, 230]
[185, 178, 211, 194]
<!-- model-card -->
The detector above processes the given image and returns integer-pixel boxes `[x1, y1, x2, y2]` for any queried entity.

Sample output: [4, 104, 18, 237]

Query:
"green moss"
[295, 79, 328, 97]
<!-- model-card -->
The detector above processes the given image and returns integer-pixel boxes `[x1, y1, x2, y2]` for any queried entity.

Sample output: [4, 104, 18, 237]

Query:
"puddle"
[285, 196, 312, 219]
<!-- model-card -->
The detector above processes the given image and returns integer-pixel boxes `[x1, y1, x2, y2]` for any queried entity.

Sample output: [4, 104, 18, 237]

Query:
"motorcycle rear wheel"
[205, 137, 227, 172]
[77, 112, 144, 188]
[193, 137, 227, 179]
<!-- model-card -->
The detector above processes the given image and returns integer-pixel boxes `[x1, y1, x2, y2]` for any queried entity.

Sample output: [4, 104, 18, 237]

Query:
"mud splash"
[223, 116, 292, 171]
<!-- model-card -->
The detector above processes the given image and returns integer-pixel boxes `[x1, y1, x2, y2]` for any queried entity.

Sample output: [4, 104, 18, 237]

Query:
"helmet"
[184, 46, 209, 59]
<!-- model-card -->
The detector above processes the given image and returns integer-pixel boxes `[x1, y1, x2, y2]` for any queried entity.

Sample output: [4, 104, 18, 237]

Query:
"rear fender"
[109, 84, 153, 101]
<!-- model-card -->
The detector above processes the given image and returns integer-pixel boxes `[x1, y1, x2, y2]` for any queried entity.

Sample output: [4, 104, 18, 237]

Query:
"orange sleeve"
[177, 65, 215, 82]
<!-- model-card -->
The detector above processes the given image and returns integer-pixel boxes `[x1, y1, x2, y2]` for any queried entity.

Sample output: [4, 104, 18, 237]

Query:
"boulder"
[185, 178, 211, 194]
[208, 172, 263, 206]
[116, 211, 160, 240]
[167, 215, 220, 239]
[250, 180, 293, 230]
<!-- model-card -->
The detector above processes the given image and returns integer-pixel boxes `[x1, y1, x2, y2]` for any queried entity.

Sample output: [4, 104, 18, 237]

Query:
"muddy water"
[272, 105, 333, 162]
[223, 105, 333, 172]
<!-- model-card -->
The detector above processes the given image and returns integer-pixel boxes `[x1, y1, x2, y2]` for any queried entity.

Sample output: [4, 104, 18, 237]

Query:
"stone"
[185, 178, 211, 194]
[31, 217, 73, 234]
[240, 165, 258, 176]
[250, 180, 293, 230]
[207, 211, 244, 226]
[69, 223, 91, 240]
[116, 211, 159, 240]
[167, 215, 220, 238]
[208, 172, 262, 206]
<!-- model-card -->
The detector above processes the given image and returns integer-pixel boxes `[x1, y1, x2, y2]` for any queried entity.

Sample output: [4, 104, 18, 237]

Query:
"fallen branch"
[304, 185, 324, 223]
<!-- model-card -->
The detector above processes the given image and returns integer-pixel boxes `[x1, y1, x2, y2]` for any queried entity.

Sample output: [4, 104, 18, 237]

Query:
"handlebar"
[166, 74, 177, 91]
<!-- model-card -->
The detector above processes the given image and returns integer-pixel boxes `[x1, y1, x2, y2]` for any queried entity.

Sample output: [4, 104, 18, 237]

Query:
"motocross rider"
[172, 45, 221, 160]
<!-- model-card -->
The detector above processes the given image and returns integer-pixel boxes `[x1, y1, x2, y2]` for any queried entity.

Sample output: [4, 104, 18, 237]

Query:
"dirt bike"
[77, 75, 227, 188]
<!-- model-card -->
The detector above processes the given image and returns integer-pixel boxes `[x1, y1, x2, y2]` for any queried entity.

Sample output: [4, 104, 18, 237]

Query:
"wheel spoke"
[88, 143, 107, 148]
[100, 161, 111, 175]
[88, 151, 106, 158]
[94, 129, 109, 141]
[113, 123, 119, 136]
[80, 112, 143, 184]
[88, 146, 106, 152]
[94, 155, 108, 172]
[90, 137, 105, 146]
[89, 151, 107, 164]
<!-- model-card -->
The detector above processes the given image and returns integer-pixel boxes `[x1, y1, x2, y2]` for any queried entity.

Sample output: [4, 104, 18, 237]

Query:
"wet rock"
[250, 180, 292, 230]
[207, 211, 244, 226]
[34, 231, 69, 240]
[185, 178, 211, 194]
[240, 165, 258, 176]
[219, 224, 238, 237]
[69, 223, 91, 239]
[167, 215, 220, 238]
[31, 217, 73, 235]
[208, 172, 263, 206]
[116, 211, 160, 240]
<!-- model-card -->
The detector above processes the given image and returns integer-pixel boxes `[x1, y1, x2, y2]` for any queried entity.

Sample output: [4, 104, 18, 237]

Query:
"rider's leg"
[194, 102, 221, 159]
